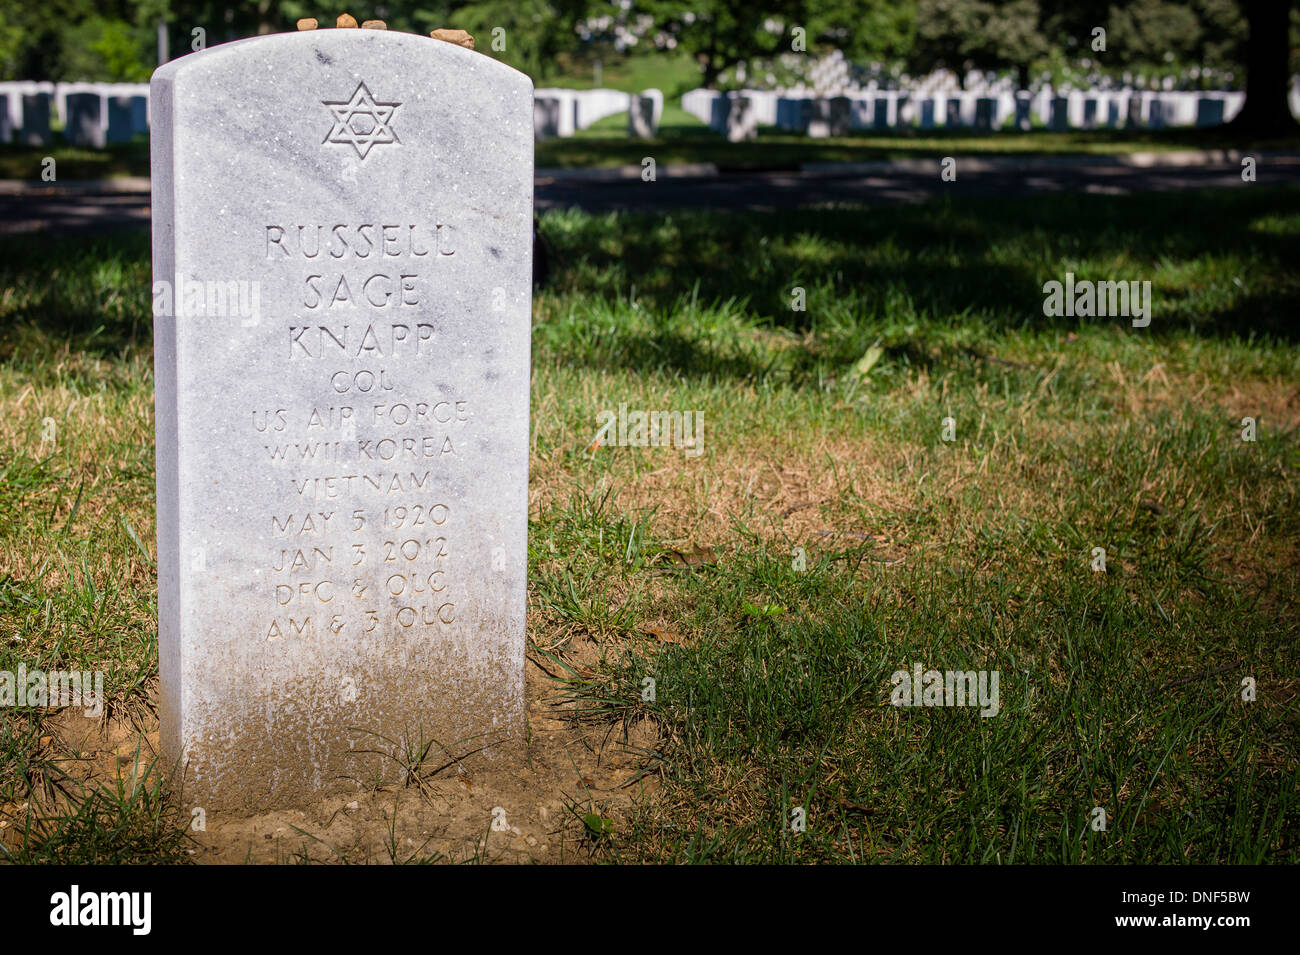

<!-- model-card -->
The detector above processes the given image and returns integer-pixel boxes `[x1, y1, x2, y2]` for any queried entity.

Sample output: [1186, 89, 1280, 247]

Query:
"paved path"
[2, 155, 1297, 235]
[536, 154, 1300, 212]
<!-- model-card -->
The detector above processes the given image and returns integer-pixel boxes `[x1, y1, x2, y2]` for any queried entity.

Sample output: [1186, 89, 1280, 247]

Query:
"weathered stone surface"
[150, 29, 533, 810]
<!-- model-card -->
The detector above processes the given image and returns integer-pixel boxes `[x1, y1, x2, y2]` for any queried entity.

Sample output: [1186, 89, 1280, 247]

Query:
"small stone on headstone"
[297, 18, 317, 30]
[430, 28, 474, 50]
[336, 13, 358, 28]
[361, 20, 386, 30]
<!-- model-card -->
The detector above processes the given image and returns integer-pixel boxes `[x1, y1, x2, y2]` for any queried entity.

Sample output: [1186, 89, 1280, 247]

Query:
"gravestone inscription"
[151, 28, 533, 810]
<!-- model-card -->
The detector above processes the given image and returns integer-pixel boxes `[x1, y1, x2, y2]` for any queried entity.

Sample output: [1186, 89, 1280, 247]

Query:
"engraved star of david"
[321, 82, 401, 160]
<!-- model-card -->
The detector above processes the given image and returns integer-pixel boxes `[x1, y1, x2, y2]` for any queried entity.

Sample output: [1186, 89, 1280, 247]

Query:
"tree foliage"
[0, 0, 1291, 122]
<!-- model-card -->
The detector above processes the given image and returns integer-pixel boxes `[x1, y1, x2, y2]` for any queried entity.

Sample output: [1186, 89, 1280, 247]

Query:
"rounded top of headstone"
[150, 27, 531, 95]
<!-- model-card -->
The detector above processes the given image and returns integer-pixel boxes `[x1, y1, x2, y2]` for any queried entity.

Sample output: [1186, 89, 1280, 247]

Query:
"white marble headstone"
[628, 89, 661, 139]
[151, 29, 533, 810]
[1050, 96, 1070, 130]
[725, 96, 756, 142]
[107, 95, 141, 143]
[20, 92, 51, 146]
[1013, 94, 1032, 131]
[66, 92, 106, 148]
[534, 96, 562, 141]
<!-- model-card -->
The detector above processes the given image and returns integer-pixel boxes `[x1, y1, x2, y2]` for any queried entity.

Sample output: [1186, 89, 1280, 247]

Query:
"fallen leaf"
[840, 799, 876, 815]
[850, 341, 884, 380]
[666, 543, 716, 569]
[640, 623, 686, 644]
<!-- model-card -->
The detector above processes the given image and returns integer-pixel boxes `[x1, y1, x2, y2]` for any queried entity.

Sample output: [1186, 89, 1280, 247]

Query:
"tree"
[1191, 0, 1250, 85]
[58, 16, 154, 80]
[636, 0, 802, 89]
[1108, 0, 1203, 76]
[635, 0, 912, 89]
[801, 0, 915, 66]
[2, 0, 154, 80]
[414, 1, 595, 80]
[159, 1, 593, 79]
[909, 0, 1047, 88]
[1228, 0, 1299, 135]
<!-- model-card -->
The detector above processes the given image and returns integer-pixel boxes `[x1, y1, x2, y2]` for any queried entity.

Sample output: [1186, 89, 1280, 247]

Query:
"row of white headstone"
[768, 61, 1245, 99]
[0, 81, 151, 147]
[682, 87, 1271, 140]
[532, 87, 663, 141]
[0, 80, 664, 146]
[10, 77, 1294, 151]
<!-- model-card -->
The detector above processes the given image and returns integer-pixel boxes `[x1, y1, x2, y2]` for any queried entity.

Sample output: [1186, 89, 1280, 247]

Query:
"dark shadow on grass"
[2, 187, 1297, 384]
[0, 227, 153, 363]
[540, 185, 1300, 380]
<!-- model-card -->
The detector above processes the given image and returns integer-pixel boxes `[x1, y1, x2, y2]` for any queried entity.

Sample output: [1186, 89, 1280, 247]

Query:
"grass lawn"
[0, 186, 1297, 862]
[539, 49, 702, 96]
[0, 141, 150, 181]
